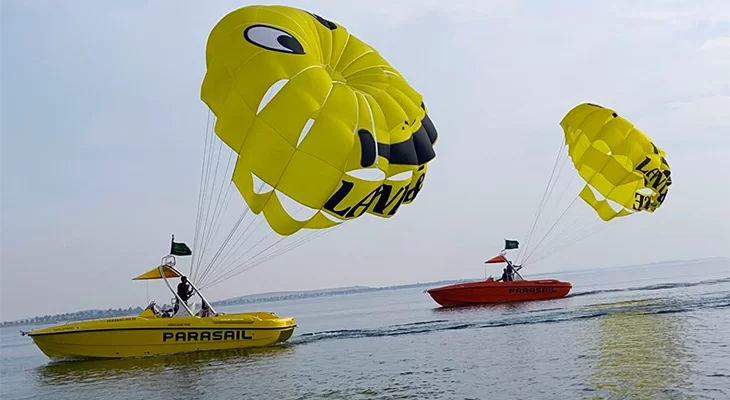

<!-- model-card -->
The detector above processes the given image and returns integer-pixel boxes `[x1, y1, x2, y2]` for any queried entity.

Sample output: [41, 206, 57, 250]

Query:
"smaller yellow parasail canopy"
[560, 103, 671, 221]
[132, 265, 183, 281]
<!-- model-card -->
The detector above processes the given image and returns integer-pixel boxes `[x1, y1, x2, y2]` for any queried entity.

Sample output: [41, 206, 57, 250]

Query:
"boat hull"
[427, 279, 572, 307]
[27, 312, 296, 359]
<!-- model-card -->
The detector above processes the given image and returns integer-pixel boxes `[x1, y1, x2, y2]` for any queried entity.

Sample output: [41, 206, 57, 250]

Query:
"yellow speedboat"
[24, 256, 296, 359]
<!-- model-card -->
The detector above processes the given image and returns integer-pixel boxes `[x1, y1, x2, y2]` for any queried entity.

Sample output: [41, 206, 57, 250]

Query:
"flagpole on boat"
[168, 235, 217, 316]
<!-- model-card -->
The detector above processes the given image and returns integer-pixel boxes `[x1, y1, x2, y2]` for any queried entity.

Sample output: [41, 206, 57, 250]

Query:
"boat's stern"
[275, 321, 296, 343]
[211, 312, 297, 344]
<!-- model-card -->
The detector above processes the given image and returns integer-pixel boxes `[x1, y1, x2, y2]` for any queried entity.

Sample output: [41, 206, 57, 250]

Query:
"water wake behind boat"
[293, 286, 730, 345]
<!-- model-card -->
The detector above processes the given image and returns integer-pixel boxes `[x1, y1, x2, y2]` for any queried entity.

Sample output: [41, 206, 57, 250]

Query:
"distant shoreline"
[3, 256, 727, 327]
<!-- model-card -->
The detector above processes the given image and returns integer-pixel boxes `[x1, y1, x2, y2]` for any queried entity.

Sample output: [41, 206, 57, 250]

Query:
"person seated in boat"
[496, 264, 519, 282]
[496, 267, 510, 282]
[196, 301, 213, 318]
[160, 303, 175, 318]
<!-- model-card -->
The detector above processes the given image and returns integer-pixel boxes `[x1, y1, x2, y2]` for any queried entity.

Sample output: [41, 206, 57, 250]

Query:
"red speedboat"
[427, 278, 572, 307]
[426, 250, 572, 307]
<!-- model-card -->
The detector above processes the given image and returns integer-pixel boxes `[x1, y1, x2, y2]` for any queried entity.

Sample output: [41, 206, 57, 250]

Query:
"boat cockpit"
[133, 255, 218, 319]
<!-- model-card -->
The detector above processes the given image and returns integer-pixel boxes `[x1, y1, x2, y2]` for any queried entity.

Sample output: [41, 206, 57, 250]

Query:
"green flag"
[504, 239, 519, 250]
[170, 236, 192, 256]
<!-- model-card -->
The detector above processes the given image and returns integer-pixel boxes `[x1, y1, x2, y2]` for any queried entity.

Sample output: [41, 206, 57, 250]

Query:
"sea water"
[1, 258, 728, 400]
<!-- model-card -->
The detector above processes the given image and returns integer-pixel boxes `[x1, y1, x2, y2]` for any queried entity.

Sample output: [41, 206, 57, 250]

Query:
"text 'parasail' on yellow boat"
[23, 253, 296, 359]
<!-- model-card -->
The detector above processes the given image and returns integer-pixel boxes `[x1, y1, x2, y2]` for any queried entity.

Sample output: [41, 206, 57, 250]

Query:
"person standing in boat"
[173, 276, 194, 315]
[177, 276, 193, 302]
[505, 260, 522, 281]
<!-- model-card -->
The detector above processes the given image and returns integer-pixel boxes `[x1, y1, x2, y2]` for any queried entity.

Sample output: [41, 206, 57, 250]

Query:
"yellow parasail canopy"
[560, 103, 671, 221]
[200, 5, 438, 236]
[132, 265, 183, 280]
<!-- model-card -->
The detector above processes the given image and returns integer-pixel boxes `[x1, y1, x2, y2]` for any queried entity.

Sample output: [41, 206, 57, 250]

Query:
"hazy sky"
[1, 0, 729, 321]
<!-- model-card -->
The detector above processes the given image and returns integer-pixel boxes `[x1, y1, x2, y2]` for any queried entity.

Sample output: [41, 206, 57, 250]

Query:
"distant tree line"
[2, 306, 144, 327]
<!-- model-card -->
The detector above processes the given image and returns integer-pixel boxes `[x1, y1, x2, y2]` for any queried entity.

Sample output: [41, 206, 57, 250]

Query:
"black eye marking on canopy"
[358, 129, 376, 168]
[243, 25, 305, 54]
[308, 12, 337, 30]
